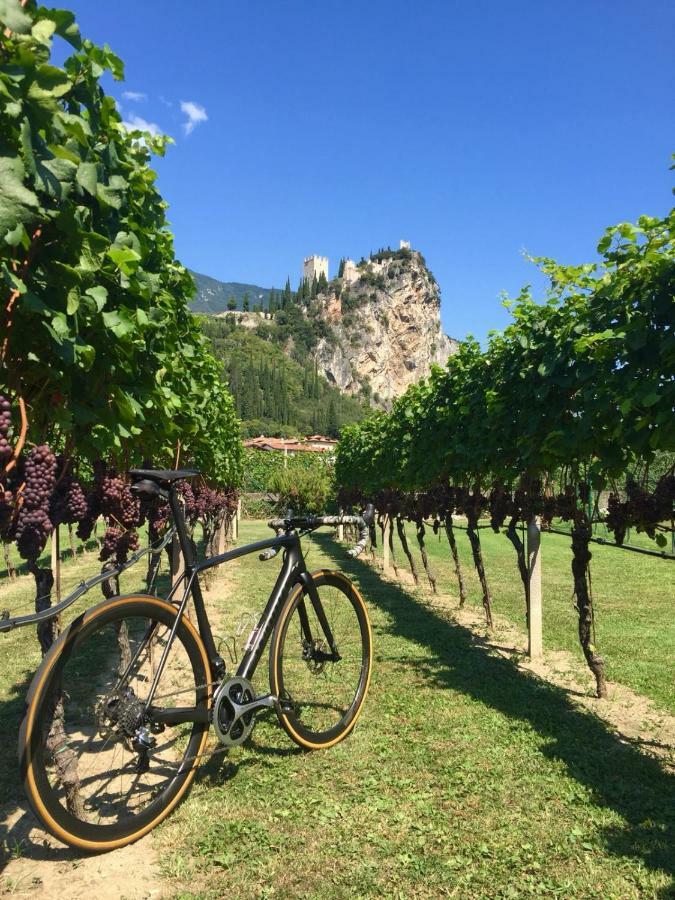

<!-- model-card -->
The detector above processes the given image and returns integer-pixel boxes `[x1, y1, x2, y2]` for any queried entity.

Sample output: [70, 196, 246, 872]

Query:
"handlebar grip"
[345, 518, 369, 558]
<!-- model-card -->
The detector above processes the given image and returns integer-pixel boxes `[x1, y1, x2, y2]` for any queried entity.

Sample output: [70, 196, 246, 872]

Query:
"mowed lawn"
[1, 520, 673, 897]
[154, 521, 673, 898]
[370, 519, 675, 714]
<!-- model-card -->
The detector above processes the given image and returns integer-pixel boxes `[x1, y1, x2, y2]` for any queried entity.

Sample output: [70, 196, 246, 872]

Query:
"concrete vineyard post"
[527, 516, 543, 659]
[383, 515, 391, 573]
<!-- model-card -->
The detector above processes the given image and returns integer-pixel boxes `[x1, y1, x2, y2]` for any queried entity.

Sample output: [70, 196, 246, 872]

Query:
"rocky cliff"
[198, 246, 458, 411]
[313, 249, 458, 406]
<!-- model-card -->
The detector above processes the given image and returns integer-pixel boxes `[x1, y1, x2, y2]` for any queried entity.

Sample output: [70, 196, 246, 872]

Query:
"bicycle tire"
[19, 594, 211, 852]
[269, 569, 372, 749]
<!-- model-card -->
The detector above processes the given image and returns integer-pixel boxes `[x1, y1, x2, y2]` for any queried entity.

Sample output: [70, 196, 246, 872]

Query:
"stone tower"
[303, 255, 329, 283]
[342, 258, 359, 285]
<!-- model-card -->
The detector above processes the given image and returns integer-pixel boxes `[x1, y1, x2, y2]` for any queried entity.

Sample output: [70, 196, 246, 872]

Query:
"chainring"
[212, 676, 256, 747]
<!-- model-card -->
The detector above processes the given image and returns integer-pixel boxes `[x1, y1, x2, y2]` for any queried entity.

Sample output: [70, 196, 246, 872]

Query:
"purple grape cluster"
[100, 470, 141, 528]
[50, 458, 87, 527]
[0, 395, 12, 466]
[16, 445, 57, 560]
[82, 463, 143, 564]
[0, 488, 14, 534]
[190, 483, 237, 527]
[100, 525, 140, 563]
[76, 458, 106, 541]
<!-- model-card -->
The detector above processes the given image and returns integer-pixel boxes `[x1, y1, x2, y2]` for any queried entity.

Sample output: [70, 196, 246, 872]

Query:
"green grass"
[1, 521, 673, 897]
[374, 519, 675, 714]
[154, 522, 674, 898]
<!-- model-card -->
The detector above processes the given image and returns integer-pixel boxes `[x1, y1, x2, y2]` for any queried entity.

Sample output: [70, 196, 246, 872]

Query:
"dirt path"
[0, 564, 238, 900]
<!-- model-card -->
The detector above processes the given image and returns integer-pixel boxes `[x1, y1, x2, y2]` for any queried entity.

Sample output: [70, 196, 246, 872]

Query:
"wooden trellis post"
[527, 516, 543, 659]
[51, 528, 61, 602]
[337, 507, 344, 542]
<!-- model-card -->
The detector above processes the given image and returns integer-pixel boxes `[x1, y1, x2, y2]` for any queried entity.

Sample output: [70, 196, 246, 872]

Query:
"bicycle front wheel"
[269, 570, 372, 749]
[19, 595, 211, 852]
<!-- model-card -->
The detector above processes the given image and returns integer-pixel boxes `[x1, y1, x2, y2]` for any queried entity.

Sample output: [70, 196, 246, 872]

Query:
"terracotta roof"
[243, 436, 330, 453]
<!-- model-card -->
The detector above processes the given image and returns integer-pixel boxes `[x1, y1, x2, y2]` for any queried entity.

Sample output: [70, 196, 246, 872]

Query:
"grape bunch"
[606, 492, 627, 545]
[179, 481, 198, 527]
[0, 395, 12, 466]
[100, 525, 140, 564]
[49, 458, 87, 527]
[0, 489, 14, 534]
[91, 465, 142, 563]
[76, 458, 106, 541]
[100, 525, 122, 560]
[489, 485, 511, 531]
[143, 496, 169, 534]
[556, 486, 578, 522]
[16, 445, 57, 560]
[100, 470, 141, 528]
[653, 474, 675, 521]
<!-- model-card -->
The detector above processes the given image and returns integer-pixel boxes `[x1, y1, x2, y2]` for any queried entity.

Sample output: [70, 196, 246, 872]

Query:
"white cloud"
[180, 100, 208, 135]
[121, 114, 163, 138]
[122, 90, 147, 102]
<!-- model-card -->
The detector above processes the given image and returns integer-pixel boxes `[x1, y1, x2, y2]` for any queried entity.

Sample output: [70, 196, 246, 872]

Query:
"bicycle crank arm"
[234, 693, 278, 718]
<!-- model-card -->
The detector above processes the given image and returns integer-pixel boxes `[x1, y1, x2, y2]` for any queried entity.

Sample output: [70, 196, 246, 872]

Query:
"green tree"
[0, 1, 242, 485]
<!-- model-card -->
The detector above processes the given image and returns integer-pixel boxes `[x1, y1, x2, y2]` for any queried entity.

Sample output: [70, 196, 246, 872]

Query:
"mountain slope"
[200, 316, 369, 437]
[192, 246, 458, 412]
[190, 270, 272, 313]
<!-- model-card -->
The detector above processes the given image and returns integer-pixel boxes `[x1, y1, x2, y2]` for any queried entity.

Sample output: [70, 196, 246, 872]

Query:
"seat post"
[167, 485, 196, 570]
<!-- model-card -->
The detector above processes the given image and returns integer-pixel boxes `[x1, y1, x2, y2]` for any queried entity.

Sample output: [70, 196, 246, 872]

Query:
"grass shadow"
[316, 533, 675, 890]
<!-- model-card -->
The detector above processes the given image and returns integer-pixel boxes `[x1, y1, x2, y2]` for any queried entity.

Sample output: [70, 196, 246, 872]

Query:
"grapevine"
[336, 200, 675, 698]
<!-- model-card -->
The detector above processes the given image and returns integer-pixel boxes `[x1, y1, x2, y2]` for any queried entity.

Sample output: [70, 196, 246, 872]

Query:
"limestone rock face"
[314, 250, 458, 407]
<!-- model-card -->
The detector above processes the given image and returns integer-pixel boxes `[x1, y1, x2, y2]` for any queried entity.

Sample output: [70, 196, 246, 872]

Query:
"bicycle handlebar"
[262, 505, 374, 561]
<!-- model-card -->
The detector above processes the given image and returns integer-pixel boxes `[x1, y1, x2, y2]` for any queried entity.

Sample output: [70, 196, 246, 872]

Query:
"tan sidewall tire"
[270, 570, 372, 750]
[20, 595, 212, 853]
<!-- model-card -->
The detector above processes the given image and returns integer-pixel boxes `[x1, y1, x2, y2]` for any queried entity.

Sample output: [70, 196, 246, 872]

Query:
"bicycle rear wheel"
[269, 570, 372, 749]
[19, 595, 211, 852]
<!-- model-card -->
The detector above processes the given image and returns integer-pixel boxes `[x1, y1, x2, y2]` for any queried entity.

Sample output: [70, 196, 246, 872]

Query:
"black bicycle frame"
[144, 489, 335, 726]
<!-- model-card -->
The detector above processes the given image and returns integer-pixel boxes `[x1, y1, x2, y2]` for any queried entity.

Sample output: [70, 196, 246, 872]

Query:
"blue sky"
[64, 1, 673, 342]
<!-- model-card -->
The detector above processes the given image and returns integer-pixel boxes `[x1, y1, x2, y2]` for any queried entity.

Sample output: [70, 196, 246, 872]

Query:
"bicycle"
[14, 468, 374, 853]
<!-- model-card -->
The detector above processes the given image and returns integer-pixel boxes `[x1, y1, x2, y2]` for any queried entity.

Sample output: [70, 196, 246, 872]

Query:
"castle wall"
[342, 259, 359, 284]
[303, 255, 329, 282]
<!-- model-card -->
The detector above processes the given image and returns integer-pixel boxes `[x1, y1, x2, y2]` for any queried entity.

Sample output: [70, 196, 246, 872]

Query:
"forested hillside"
[201, 317, 368, 437]
[192, 248, 454, 408]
